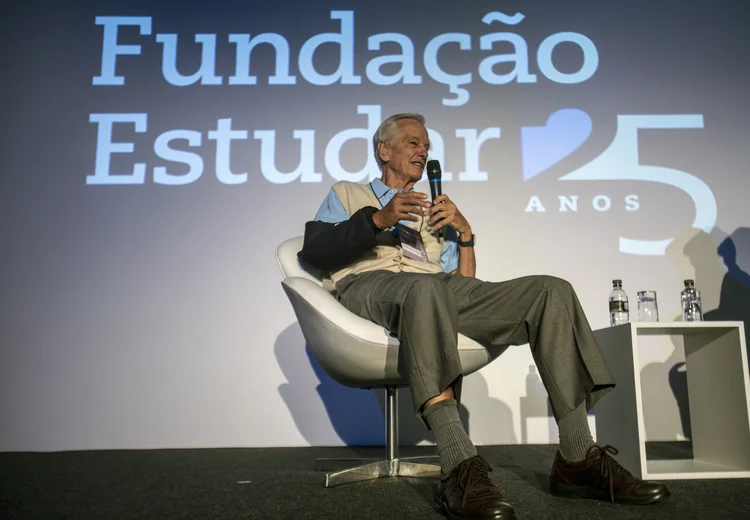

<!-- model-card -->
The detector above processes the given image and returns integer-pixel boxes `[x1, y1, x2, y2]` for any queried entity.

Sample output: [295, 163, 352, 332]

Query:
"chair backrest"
[276, 236, 326, 286]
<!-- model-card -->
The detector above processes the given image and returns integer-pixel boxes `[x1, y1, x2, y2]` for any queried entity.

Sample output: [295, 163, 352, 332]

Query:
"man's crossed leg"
[337, 271, 670, 520]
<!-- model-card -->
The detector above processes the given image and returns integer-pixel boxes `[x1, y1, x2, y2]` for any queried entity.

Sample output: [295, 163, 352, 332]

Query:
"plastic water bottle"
[681, 279, 703, 322]
[609, 279, 630, 326]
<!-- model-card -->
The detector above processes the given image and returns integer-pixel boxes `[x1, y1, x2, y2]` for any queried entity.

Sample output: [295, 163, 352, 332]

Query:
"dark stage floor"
[2, 445, 749, 520]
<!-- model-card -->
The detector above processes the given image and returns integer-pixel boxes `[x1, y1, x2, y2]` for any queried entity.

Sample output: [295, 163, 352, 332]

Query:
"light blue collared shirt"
[314, 179, 460, 273]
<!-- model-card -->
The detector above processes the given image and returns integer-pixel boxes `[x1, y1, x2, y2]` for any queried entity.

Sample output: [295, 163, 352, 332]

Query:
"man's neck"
[379, 169, 416, 192]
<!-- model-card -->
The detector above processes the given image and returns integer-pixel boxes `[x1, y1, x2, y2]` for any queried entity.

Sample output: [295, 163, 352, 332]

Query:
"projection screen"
[1, 0, 748, 451]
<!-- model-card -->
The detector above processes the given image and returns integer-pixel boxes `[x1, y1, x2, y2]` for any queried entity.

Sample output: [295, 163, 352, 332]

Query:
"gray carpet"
[1, 445, 749, 520]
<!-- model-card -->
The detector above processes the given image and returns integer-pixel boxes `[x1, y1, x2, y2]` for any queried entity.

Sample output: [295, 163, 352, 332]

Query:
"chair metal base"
[315, 456, 440, 487]
[314, 387, 441, 487]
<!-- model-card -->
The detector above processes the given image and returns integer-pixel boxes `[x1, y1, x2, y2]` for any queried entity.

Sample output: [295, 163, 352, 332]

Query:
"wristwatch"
[458, 234, 475, 248]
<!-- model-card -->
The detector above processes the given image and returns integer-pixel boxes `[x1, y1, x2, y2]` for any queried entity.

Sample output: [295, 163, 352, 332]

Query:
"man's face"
[379, 119, 430, 183]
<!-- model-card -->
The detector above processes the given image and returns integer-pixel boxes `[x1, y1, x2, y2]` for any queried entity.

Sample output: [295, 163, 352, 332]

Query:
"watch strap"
[458, 234, 475, 248]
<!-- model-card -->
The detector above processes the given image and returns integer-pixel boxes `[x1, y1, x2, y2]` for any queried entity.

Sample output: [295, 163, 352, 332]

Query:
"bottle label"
[609, 300, 629, 313]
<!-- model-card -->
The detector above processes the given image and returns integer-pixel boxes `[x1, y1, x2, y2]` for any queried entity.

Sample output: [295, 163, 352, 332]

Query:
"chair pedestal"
[314, 387, 441, 487]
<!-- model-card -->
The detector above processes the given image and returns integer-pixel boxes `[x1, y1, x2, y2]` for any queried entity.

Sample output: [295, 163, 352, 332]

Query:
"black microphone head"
[426, 160, 442, 180]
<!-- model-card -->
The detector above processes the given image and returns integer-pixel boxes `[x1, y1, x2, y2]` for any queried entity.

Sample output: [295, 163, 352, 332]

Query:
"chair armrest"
[281, 277, 399, 347]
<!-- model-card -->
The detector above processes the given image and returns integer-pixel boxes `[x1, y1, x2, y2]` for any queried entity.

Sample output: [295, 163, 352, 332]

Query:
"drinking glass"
[637, 290, 659, 322]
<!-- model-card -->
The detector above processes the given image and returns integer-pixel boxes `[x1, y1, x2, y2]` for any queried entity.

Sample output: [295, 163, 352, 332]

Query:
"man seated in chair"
[300, 113, 670, 520]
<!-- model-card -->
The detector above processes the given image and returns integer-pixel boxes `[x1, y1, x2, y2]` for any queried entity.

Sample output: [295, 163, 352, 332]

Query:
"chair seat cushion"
[281, 276, 508, 389]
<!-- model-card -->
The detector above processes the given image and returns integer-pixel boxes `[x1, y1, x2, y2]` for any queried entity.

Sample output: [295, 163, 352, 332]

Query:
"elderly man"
[300, 113, 670, 520]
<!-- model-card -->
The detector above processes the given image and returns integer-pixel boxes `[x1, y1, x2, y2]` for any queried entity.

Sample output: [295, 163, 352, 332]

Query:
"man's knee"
[404, 276, 450, 303]
[532, 275, 575, 295]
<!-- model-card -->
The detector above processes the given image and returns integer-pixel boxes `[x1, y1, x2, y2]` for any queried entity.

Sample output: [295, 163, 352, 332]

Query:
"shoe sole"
[549, 481, 671, 505]
[434, 495, 518, 520]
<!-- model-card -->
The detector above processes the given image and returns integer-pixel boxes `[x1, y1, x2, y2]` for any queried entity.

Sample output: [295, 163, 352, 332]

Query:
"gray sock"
[423, 399, 477, 476]
[557, 400, 595, 462]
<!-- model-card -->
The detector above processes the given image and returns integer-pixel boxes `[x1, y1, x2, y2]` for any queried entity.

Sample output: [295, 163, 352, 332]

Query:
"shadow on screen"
[648, 227, 750, 444]
[643, 229, 726, 442]
[276, 323, 486, 446]
[275, 323, 383, 445]
[681, 227, 750, 371]
[704, 227, 750, 368]
[518, 364, 592, 444]
[681, 227, 750, 437]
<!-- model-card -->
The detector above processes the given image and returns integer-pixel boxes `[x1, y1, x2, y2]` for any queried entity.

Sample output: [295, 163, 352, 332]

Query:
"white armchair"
[276, 236, 504, 486]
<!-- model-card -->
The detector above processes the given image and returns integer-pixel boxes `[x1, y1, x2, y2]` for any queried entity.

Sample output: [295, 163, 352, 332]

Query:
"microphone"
[426, 159, 442, 201]
[426, 160, 443, 238]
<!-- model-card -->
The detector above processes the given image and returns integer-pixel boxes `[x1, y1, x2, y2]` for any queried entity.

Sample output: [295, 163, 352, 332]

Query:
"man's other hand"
[429, 194, 472, 239]
[372, 191, 430, 230]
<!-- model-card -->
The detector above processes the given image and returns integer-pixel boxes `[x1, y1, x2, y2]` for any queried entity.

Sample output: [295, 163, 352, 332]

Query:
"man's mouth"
[412, 161, 425, 169]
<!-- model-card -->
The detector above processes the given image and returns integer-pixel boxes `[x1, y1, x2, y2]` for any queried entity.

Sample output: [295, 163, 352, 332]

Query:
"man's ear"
[377, 141, 390, 164]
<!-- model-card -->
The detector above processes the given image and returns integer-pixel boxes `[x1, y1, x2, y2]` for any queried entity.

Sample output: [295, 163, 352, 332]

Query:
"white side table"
[592, 321, 750, 479]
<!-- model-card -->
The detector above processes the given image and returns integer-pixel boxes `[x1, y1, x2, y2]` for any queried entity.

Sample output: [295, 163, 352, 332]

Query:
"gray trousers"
[336, 271, 615, 425]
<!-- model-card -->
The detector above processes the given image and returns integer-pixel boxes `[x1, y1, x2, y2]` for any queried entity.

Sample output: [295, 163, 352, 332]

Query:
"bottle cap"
[612, 279, 622, 285]
[684, 279, 694, 285]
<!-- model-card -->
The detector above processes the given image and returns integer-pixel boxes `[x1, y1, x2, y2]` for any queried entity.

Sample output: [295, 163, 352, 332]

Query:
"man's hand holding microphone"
[372, 192, 471, 241]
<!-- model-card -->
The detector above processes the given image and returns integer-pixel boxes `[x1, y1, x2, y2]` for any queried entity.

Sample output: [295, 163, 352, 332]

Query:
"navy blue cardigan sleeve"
[299, 206, 382, 272]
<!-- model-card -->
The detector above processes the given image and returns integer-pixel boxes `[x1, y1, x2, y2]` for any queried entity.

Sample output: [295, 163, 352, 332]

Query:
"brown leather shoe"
[435, 455, 516, 520]
[550, 445, 671, 504]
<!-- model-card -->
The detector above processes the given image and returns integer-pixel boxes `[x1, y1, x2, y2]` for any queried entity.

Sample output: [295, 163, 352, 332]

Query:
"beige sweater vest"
[329, 181, 444, 286]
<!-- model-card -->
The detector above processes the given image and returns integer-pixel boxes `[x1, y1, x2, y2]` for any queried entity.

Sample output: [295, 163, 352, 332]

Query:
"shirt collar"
[370, 177, 414, 198]
[370, 178, 394, 201]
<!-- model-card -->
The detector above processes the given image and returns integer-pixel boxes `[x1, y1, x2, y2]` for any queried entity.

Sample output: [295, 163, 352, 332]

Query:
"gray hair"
[372, 113, 426, 169]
